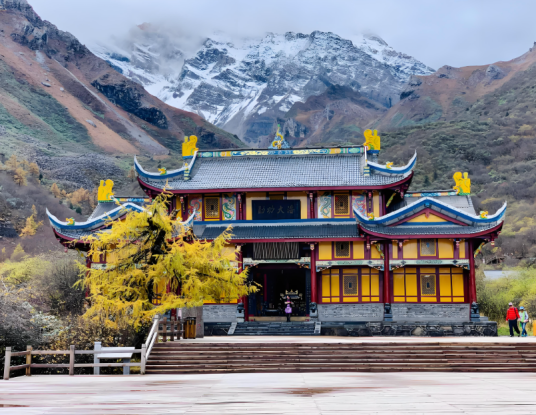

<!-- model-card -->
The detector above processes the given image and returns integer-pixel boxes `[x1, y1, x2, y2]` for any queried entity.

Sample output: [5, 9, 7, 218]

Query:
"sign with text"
[252, 200, 301, 220]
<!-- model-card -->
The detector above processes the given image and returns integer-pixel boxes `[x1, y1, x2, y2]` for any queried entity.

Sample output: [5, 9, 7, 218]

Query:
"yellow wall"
[459, 240, 466, 258]
[321, 269, 340, 303]
[392, 242, 398, 259]
[371, 243, 383, 259]
[318, 242, 332, 260]
[322, 268, 380, 303]
[353, 241, 365, 259]
[439, 267, 465, 302]
[373, 191, 380, 217]
[438, 239, 454, 258]
[361, 269, 380, 302]
[403, 241, 418, 259]
[287, 191, 308, 219]
[407, 213, 447, 223]
[245, 192, 266, 220]
[393, 268, 417, 302]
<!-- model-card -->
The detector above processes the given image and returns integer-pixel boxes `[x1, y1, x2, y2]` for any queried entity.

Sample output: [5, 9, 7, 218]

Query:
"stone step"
[146, 365, 536, 374]
[152, 342, 536, 348]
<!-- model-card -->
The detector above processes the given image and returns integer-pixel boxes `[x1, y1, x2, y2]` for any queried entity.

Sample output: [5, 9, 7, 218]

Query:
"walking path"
[188, 335, 536, 344]
[2, 372, 536, 414]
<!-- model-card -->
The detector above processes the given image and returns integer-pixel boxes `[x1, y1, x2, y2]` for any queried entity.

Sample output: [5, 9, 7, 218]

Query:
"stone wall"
[321, 321, 497, 337]
[392, 303, 470, 323]
[203, 304, 236, 323]
[318, 303, 384, 322]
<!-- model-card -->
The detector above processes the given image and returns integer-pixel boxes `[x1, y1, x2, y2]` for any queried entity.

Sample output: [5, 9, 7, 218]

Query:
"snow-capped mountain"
[92, 29, 434, 146]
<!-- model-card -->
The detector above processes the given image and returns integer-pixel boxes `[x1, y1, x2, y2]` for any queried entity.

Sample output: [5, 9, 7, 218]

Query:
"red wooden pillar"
[310, 243, 317, 303]
[383, 241, 390, 304]
[468, 239, 477, 303]
[180, 195, 188, 221]
[237, 193, 243, 220]
[309, 192, 315, 219]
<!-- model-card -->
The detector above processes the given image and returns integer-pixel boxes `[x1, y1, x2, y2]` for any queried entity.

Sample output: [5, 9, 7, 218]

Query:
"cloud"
[29, 0, 536, 69]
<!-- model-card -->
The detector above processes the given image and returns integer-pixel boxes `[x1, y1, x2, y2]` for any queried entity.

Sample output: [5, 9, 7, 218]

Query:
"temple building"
[47, 130, 505, 336]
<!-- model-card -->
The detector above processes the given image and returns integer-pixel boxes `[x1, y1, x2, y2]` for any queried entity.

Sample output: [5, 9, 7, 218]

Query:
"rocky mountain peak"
[93, 28, 435, 146]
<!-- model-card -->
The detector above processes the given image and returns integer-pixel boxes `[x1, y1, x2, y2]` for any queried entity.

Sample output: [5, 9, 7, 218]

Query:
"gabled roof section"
[355, 196, 506, 227]
[135, 146, 417, 192]
[367, 152, 417, 176]
[47, 202, 145, 232]
[134, 153, 196, 180]
[48, 201, 197, 243]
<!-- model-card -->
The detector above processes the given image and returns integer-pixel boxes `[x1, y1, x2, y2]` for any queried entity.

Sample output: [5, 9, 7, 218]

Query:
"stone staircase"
[231, 321, 318, 336]
[146, 342, 536, 374]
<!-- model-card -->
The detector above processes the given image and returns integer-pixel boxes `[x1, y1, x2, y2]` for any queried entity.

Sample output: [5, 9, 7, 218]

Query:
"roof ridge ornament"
[453, 172, 471, 195]
[269, 124, 290, 150]
[363, 129, 381, 151]
[97, 180, 114, 202]
[183, 135, 198, 159]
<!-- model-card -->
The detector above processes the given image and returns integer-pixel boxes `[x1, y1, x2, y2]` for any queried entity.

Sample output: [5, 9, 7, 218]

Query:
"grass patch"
[0, 60, 97, 152]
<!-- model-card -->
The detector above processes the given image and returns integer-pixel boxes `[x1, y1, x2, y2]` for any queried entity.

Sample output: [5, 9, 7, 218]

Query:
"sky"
[29, 0, 536, 70]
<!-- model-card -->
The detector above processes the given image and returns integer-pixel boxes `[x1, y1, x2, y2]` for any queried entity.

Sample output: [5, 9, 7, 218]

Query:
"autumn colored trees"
[80, 194, 257, 328]
[0, 155, 39, 187]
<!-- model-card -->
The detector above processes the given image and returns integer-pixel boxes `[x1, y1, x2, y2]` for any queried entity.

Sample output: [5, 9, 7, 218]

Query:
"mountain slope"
[376, 45, 536, 262]
[0, 0, 243, 257]
[94, 28, 434, 146]
[378, 46, 536, 130]
[0, 0, 243, 159]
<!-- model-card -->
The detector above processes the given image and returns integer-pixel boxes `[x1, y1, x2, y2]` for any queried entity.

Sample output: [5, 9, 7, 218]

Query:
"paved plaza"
[3, 337, 536, 414]
[1, 371, 536, 414]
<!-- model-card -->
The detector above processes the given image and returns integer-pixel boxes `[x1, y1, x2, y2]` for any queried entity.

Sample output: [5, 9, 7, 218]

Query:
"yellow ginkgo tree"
[78, 193, 256, 328]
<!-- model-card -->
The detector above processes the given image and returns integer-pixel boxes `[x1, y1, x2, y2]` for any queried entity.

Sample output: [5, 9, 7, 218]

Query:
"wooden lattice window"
[421, 274, 436, 295]
[335, 242, 350, 258]
[420, 239, 436, 256]
[334, 194, 349, 215]
[205, 197, 220, 219]
[343, 275, 358, 295]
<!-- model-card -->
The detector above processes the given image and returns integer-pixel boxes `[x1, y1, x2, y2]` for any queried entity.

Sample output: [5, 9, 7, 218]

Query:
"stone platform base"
[321, 321, 497, 337]
[205, 321, 498, 336]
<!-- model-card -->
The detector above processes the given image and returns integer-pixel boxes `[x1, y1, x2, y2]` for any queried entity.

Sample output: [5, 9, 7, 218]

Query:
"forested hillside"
[380, 57, 536, 263]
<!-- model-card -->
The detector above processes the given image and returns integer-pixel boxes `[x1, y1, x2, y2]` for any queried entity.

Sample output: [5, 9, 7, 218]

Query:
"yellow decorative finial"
[66, 218, 75, 225]
[453, 172, 471, 195]
[158, 167, 167, 175]
[367, 212, 375, 220]
[480, 211, 488, 219]
[271, 124, 285, 149]
[363, 129, 381, 151]
[97, 179, 114, 202]
[386, 162, 393, 169]
[182, 135, 198, 158]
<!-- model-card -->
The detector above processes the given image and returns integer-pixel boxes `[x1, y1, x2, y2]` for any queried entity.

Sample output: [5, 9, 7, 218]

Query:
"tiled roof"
[137, 153, 414, 191]
[357, 197, 505, 227]
[87, 200, 146, 221]
[194, 220, 358, 240]
[395, 195, 476, 216]
[359, 222, 500, 236]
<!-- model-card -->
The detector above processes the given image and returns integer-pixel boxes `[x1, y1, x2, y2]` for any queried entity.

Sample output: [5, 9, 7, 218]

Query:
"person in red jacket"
[506, 302, 521, 337]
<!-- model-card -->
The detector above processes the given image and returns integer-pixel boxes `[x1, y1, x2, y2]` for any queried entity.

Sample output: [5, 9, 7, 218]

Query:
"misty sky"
[29, 0, 536, 70]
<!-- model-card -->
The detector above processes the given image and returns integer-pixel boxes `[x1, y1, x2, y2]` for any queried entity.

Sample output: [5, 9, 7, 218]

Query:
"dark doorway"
[250, 267, 308, 317]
